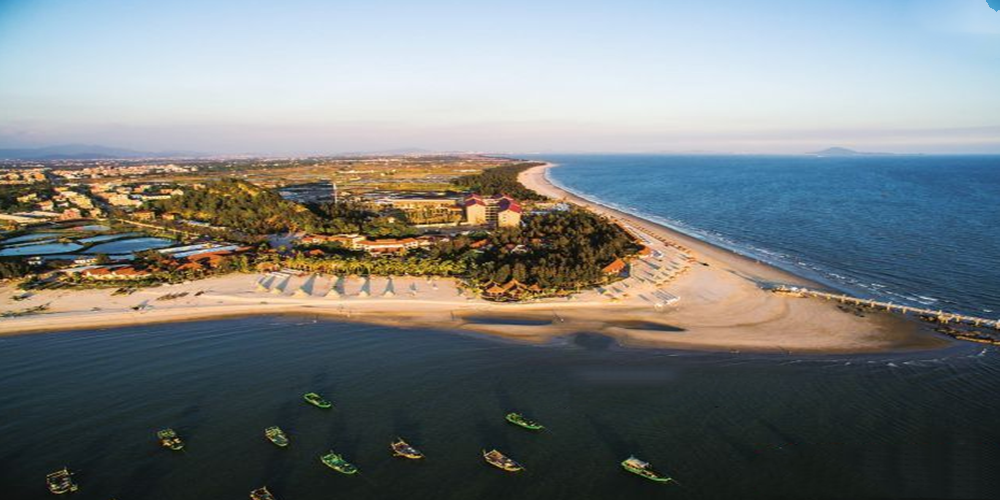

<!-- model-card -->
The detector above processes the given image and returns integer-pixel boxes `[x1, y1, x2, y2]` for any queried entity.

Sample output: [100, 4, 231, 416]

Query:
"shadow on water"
[604, 321, 685, 332]
[119, 446, 174, 499]
[391, 407, 425, 444]
[460, 315, 553, 327]
[582, 413, 634, 458]
[261, 398, 303, 492]
[758, 418, 797, 448]
[493, 382, 516, 412]
[569, 333, 617, 351]
[308, 370, 330, 395]
[177, 402, 205, 441]
[707, 423, 761, 463]
[472, 406, 507, 452]
[325, 410, 359, 459]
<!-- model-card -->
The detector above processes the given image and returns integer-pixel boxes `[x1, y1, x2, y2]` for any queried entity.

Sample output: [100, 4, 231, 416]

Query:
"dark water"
[2, 317, 999, 499]
[539, 154, 1000, 317]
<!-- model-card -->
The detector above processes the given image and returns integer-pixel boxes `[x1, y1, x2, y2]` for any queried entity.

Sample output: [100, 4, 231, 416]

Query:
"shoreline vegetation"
[0, 162, 957, 353]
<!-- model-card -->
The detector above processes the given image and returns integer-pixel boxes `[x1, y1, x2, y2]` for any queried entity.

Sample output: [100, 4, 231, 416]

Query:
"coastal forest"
[451, 162, 547, 201]
[469, 208, 641, 291]
[151, 179, 413, 237]
[153, 179, 331, 234]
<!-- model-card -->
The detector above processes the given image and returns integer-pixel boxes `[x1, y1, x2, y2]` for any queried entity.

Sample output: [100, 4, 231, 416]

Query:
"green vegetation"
[153, 179, 345, 234]
[452, 162, 546, 201]
[0, 183, 55, 212]
[469, 209, 640, 291]
[0, 258, 32, 280]
[262, 252, 467, 277]
[153, 179, 424, 238]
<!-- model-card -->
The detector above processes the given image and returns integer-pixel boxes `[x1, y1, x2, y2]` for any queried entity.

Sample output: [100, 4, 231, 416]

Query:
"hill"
[809, 147, 892, 157]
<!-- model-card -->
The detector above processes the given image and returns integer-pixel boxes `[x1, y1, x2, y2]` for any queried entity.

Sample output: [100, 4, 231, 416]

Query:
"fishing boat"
[45, 468, 78, 495]
[264, 426, 289, 447]
[482, 449, 523, 472]
[390, 438, 424, 459]
[303, 392, 332, 409]
[320, 451, 358, 475]
[621, 456, 673, 483]
[249, 486, 276, 500]
[505, 412, 544, 431]
[157, 428, 184, 451]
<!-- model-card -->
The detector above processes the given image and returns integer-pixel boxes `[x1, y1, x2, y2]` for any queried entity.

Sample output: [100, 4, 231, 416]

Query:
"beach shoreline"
[0, 161, 949, 353]
[523, 162, 824, 290]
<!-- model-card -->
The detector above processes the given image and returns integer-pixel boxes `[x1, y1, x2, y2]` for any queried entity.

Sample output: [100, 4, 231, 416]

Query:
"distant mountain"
[0, 144, 206, 160]
[338, 147, 439, 156]
[809, 147, 892, 157]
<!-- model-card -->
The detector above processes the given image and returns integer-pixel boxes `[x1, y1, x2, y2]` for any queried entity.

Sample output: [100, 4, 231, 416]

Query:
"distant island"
[808, 147, 893, 157]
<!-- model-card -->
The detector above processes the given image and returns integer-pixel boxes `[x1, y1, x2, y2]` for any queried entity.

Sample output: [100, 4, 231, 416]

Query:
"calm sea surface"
[1, 318, 999, 499]
[539, 154, 1000, 317]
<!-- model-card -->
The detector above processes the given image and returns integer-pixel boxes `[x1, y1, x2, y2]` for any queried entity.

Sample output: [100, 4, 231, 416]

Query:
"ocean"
[538, 154, 1000, 318]
[1, 317, 998, 499]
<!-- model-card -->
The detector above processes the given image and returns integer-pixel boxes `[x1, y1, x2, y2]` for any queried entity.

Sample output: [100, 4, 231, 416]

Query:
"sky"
[0, 0, 999, 155]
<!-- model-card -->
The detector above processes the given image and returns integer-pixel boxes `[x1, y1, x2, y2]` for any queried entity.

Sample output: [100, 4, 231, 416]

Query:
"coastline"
[525, 162, 823, 290]
[0, 162, 949, 353]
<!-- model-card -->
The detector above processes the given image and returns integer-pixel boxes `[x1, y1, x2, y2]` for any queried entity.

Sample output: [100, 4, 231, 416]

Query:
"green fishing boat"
[505, 412, 544, 431]
[320, 451, 358, 475]
[264, 426, 289, 447]
[157, 428, 184, 451]
[303, 392, 332, 409]
[250, 486, 276, 500]
[483, 449, 524, 472]
[621, 456, 673, 483]
[45, 467, 78, 495]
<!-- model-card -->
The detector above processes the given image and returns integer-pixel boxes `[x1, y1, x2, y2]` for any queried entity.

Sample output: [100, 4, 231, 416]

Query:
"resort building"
[482, 279, 542, 301]
[602, 258, 629, 277]
[300, 233, 442, 255]
[300, 233, 367, 249]
[359, 192, 464, 225]
[355, 237, 425, 255]
[463, 194, 522, 228]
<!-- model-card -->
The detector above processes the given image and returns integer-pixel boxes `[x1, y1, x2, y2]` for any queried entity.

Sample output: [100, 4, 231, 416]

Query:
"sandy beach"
[0, 162, 948, 353]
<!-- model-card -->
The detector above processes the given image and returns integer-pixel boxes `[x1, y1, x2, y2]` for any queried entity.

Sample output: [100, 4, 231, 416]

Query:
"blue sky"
[1, 0, 998, 154]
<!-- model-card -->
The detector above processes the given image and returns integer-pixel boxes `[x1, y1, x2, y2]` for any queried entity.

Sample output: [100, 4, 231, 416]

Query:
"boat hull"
[505, 413, 544, 430]
[320, 453, 358, 475]
[621, 462, 673, 483]
[303, 393, 332, 409]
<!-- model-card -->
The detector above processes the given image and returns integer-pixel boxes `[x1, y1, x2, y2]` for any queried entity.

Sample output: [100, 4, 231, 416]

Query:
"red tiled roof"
[113, 267, 149, 276]
[498, 198, 522, 213]
[602, 258, 627, 274]
[176, 262, 204, 271]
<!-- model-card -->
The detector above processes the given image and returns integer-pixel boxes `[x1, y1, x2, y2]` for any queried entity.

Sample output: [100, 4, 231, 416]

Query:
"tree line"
[468, 208, 641, 291]
[451, 162, 547, 201]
